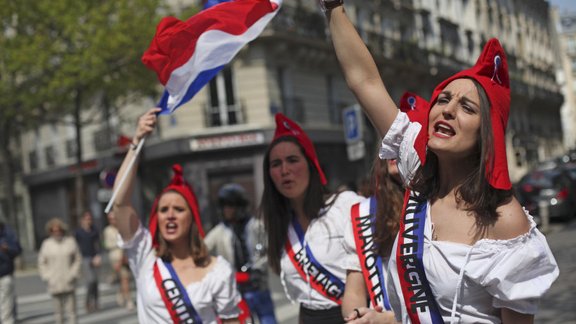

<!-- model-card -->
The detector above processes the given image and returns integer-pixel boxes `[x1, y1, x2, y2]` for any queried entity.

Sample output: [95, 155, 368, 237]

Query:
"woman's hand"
[133, 107, 161, 144]
[344, 306, 397, 323]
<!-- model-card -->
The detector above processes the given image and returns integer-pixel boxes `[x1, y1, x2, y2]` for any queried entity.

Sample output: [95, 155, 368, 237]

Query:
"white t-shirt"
[280, 190, 363, 310]
[381, 112, 559, 323]
[120, 224, 241, 324]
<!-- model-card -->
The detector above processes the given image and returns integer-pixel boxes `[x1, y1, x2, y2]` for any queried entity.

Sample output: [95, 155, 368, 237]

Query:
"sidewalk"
[14, 253, 118, 297]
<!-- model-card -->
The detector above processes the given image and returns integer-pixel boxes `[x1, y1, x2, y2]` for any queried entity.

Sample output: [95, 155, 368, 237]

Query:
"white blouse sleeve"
[211, 257, 242, 319]
[379, 111, 424, 187]
[467, 225, 559, 314]
[118, 223, 153, 280]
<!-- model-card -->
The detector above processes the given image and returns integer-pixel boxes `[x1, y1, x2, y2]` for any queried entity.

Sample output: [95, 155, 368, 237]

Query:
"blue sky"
[549, 0, 576, 12]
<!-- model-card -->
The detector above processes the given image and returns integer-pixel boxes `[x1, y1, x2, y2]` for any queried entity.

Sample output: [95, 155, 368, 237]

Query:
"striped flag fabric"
[142, 0, 283, 114]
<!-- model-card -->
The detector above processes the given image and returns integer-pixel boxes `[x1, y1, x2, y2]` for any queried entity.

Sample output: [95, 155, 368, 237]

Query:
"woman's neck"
[290, 198, 309, 231]
[435, 155, 476, 198]
[168, 242, 192, 261]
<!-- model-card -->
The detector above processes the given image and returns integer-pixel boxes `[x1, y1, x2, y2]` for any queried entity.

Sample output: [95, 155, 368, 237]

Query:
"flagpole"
[104, 137, 146, 213]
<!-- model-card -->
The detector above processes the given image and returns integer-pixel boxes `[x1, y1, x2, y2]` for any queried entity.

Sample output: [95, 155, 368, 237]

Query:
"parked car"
[516, 166, 576, 221]
[563, 162, 576, 182]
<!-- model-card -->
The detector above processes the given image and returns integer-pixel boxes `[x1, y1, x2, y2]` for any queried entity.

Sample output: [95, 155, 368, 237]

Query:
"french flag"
[142, 0, 283, 114]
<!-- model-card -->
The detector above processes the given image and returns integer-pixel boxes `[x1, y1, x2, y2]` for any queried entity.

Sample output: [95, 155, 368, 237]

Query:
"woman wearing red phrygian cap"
[321, 1, 559, 324]
[259, 113, 363, 323]
[112, 108, 241, 324]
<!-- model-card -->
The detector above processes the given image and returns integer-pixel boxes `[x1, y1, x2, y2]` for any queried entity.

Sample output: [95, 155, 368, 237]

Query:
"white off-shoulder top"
[382, 112, 559, 323]
[120, 224, 241, 324]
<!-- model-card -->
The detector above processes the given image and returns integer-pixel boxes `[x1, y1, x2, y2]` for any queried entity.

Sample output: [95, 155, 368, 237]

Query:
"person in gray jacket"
[204, 183, 277, 324]
[38, 218, 82, 324]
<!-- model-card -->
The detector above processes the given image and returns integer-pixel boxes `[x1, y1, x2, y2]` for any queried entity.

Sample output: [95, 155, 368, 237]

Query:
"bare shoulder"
[491, 197, 531, 240]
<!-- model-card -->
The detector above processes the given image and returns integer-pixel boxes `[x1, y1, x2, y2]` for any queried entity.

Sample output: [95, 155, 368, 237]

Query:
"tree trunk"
[0, 126, 17, 232]
[74, 88, 85, 223]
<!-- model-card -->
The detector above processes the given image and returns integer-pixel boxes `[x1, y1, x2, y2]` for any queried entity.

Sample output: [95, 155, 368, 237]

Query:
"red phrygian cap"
[148, 164, 205, 249]
[273, 113, 327, 185]
[429, 38, 511, 190]
[399, 92, 429, 164]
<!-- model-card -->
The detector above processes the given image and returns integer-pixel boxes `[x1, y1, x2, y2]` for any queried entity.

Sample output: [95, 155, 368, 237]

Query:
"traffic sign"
[342, 104, 363, 143]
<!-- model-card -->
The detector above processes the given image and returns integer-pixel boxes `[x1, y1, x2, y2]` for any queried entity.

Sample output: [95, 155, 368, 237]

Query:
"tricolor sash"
[153, 259, 203, 323]
[284, 217, 345, 304]
[350, 197, 391, 310]
[396, 190, 444, 324]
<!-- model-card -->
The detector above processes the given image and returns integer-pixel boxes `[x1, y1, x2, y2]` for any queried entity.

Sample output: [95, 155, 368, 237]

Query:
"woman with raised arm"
[259, 113, 363, 323]
[112, 108, 241, 324]
[322, 2, 559, 324]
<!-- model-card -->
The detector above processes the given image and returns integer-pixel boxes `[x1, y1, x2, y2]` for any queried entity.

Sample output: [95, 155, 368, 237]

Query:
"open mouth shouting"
[433, 121, 456, 138]
[165, 222, 178, 235]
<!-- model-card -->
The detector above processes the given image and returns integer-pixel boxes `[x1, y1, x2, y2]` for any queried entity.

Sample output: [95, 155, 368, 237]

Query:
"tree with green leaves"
[0, 0, 172, 226]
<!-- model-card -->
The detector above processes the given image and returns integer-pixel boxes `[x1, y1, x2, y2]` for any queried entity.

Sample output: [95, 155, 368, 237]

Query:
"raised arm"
[326, 4, 398, 136]
[112, 108, 161, 241]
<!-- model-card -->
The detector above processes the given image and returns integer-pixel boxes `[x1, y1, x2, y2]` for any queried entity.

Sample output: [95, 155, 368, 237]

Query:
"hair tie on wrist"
[354, 308, 361, 318]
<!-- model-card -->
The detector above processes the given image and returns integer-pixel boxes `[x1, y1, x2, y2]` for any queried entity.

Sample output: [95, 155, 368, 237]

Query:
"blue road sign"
[342, 105, 362, 143]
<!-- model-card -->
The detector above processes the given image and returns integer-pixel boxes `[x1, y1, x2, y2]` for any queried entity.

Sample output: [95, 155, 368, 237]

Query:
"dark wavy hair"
[258, 136, 335, 274]
[154, 190, 210, 267]
[371, 158, 403, 257]
[411, 79, 513, 238]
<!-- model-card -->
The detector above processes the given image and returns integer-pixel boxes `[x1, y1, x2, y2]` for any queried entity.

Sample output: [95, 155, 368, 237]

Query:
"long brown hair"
[411, 79, 513, 237]
[258, 136, 333, 274]
[371, 158, 403, 257]
[154, 191, 210, 267]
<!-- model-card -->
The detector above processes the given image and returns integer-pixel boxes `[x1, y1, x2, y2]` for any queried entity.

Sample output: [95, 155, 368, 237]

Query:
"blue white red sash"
[350, 197, 391, 310]
[153, 259, 203, 323]
[284, 217, 345, 304]
[396, 190, 444, 324]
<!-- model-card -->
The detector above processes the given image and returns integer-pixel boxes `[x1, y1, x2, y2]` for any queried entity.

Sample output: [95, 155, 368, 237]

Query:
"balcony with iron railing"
[267, 3, 327, 40]
[203, 102, 246, 128]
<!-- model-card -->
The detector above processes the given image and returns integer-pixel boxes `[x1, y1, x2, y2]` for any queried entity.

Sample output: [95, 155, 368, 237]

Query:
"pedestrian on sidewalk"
[111, 108, 241, 323]
[38, 218, 82, 324]
[0, 217, 22, 324]
[74, 211, 101, 313]
[103, 212, 134, 310]
[205, 183, 277, 324]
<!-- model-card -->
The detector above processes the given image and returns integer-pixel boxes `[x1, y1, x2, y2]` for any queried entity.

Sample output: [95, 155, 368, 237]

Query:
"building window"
[93, 128, 113, 152]
[567, 38, 576, 55]
[66, 139, 77, 159]
[421, 11, 432, 40]
[45, 146, 56, 167]
[466, 30, 474, 55]
[205, 66, 244, 127]
[277, 67, 304, 122]
[29, 151, 38, 171]
[326, 75, 350, 125]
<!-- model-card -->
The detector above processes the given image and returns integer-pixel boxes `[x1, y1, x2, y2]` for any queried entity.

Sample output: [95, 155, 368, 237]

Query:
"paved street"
[12, 220, 575, 323]
[535, 220, 576, 324]
[13, 264, 299, 324]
